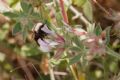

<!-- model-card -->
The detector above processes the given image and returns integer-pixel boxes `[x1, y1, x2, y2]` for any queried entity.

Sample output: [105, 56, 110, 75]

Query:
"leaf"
[28, 20, 34, 30]
[94, 24, 102, 36]
[22, 27, 28, 41]
[83, 0, 93, 22]
[21, 1, 29, 12]
[50, 58, 61, 65]
[21, 44, 40, 56]
[12, 22, 22, 35]
[105, 27, 111, 45]
[70, 46, 80, 52]
[72, 0, 87, 7]
[31, 12, 41, 20]
[73, 36, 80, 46]
[72, 36, 84, 49]
[21, 1, 33, 13]
[107, 47, 120, 59]
[87, 23, 95, 33]
[3, 12, 18, 18]
[55, 11, 63, 26]
[69, 54, 81, 65]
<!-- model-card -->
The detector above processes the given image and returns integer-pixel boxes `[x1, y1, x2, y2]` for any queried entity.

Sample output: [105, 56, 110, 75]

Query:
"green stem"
[70, 65, 78, 80]
[47, 54, 55, 80]
[64, 52, 78, 80]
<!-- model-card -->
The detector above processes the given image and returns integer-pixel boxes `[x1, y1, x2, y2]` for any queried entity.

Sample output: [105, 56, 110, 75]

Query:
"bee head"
[32, 22, 55, 46]
[32, 23, 44, 33]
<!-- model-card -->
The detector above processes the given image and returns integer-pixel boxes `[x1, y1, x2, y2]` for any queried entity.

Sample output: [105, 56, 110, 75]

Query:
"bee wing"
[41, 24, 55, 35]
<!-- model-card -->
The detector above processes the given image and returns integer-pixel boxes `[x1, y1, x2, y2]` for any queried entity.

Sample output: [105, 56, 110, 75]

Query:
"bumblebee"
[32, 23, 53, 45]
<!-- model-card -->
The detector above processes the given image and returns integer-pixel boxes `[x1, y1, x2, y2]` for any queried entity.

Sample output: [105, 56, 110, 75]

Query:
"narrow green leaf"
[31, 12, 41, 20]
[28, 21, 34, 30]
[94, 24, 102, 36]
[21, 1, 29, 12]
[83, 0, 93, 22]
[21, 1, 33, 13]
[72, 0, 87, 7]
[105, 27, 111, 45]
[3, 12, 18, 18]
[12, 22, 22, 35]
[87, 23, 95, 33]
[69, 54, 81, 65]
[69, 47, 80, 52]
[22, 27, 28, 41]
[73, 36, 84, 49]
[73, 36, 80, 46]
[107, 47, 120, 59]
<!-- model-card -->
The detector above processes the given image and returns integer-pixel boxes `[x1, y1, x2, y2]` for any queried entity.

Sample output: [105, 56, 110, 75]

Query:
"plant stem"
[64, 52, 78, 80]
[64, 0, 91, 26]
[70, 65, 78, 80]
[59, 0, 69, 24]
[59, 0, 78, 79]
[49, 66, 55, 80]
[47, 54, 56, 80]
[92, 0, 111, 16]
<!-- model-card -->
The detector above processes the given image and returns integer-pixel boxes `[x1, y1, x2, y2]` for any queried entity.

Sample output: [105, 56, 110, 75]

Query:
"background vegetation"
[0, 0, 120, 80]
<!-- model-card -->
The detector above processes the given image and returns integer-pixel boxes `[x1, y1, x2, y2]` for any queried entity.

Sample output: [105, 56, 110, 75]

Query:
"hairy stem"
[59, 0, 69, 24]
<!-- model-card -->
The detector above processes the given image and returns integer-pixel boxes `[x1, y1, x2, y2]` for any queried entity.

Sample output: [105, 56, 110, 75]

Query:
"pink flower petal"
[72, 28, 87, 36]
[72, 28, 87, 40]
[87, 38, 95, 43]
[55, 34, 65, 43]
[54, 48, 65, 59]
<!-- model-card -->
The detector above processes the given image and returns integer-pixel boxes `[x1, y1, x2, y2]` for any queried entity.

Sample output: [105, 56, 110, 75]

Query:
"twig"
[54, 71, 67, 76]
[31, 63, 44, 80]
[17, 56, 35, 80]
[92, 0, 111, 16]
[63, 0, 91, 26]
[47, 54, 55, 80]
[58, 1, 81, 80]
[64, 52, 78, 80]
[59, 0, 69, 24]
[47, 0, 91, 26]
[49, 66, 55, 80]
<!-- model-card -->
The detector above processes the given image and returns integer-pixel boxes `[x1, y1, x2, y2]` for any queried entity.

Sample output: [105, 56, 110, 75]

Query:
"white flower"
[37, 38, 58, 52]
[38, 38, 50, 52]
[45, 39, 59, 47]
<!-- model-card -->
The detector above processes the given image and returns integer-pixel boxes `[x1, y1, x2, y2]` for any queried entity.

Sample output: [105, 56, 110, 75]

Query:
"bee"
[32, 23, 53, 46]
